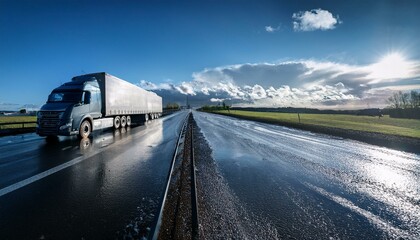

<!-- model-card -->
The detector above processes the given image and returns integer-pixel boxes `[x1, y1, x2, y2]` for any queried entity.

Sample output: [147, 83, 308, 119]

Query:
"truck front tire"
[79, 120, 91, 138]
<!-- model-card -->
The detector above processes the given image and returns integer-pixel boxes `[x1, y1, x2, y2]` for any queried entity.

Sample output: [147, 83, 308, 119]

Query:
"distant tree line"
[387, 91, 420, 119]
[164, 103, 180, 110]
[199, 102, 230, 111]
[230, 107, 382, 116]
[388, 91, 420, 109]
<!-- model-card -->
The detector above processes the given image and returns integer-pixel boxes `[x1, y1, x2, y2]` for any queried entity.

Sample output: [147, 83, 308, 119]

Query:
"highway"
[1, 109, 419, 239]
[193, 111, 420, 239]
[0, 110, 189, 239]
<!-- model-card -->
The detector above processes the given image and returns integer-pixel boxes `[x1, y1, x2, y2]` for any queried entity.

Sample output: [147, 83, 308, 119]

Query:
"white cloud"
[139, 80, 174, 91]
[145, 58, 420, 109]
[175, 82, 196, 95]
[139, 80, 157, 89]
[265, 25, 281, 33]
[245, 84, 267, 100]
[210, 98, 224, 102]
[293, 9, 341, 31]
[185, 62, 362, 107]
[265, 26, 275, 32]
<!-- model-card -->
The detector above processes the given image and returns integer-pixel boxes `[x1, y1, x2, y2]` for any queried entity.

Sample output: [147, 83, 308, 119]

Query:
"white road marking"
[0, 155, 85, 197]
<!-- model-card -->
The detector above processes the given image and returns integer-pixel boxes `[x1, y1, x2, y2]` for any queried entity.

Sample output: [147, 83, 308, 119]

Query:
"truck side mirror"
[84, 92, 91, 104]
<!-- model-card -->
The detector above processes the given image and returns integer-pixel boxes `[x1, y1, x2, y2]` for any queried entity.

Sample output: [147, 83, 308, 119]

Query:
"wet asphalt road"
[0, 110, 189, 239]
[194, 111, 420, 239]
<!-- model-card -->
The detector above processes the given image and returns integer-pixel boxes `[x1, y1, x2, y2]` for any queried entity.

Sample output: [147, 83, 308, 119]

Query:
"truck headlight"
[59, 123, 72, 130]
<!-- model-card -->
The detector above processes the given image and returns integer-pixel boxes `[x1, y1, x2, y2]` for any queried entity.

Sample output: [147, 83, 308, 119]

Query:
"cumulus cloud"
[175, 82, 196, 95]
[138, 80, 175, 91]
[293, 9, 341, 31]
[245, 85, 267, 100]
[144, 58, 420, 109]
[139, 80, 157, 89]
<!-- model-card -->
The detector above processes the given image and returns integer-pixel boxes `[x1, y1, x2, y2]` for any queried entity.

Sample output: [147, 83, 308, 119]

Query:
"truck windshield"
[48, 91, 82, 103]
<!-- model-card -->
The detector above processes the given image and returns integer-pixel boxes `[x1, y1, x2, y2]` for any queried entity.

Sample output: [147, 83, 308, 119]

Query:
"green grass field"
[0, 116, 37, 129]
[212, 110, 420, 139]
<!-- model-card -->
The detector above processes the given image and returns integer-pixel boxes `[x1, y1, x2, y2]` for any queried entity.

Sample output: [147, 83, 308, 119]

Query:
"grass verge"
[211, 110, 420, 139]
[0, 116, 37, 129]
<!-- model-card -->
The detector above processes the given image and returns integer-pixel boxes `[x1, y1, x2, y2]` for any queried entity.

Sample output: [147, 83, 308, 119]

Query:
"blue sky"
[1, 0, 420, 110]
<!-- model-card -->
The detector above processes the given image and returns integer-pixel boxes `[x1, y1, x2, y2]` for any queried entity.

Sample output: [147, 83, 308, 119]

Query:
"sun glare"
[370, 52, 412, 80]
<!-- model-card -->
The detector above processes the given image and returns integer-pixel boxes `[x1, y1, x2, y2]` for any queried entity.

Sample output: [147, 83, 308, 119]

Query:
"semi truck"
[36, 72, 162, 138]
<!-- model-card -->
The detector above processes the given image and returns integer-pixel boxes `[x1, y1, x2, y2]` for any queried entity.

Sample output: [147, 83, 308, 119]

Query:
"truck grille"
[39, 111, 61, 132]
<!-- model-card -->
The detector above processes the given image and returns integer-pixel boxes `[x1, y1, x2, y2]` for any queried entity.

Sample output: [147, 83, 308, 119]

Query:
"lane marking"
[0, 155, 85, 197]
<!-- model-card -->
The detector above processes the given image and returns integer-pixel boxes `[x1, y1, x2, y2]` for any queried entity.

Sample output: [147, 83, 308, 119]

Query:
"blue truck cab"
[37, 77, 101, 138]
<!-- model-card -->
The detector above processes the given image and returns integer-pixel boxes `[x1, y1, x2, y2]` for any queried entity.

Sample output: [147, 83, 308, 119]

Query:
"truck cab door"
[89, 90, 102, 118]
[71, 92, 91, 130]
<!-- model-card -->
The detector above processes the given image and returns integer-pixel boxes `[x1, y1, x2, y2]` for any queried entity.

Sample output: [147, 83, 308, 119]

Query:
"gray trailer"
[37, 72, 162, 138]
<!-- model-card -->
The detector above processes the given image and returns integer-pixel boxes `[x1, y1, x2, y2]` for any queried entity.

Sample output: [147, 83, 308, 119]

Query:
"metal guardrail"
[153, 112, 190, 240]
[190, 118, 199, 240]
[152, 113, 199, 240]
[0, 121, 37, 129]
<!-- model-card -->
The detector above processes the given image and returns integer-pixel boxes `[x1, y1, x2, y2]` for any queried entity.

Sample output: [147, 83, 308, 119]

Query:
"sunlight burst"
[370, 52, 412, 80]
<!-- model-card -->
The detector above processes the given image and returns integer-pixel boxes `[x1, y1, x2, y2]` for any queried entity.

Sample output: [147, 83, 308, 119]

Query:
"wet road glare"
[0, 111, 189, 239]
[194, 111, 420, 239]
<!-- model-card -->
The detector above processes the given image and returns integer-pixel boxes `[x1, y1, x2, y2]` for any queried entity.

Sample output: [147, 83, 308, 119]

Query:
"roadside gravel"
[192, 118, 279, 239]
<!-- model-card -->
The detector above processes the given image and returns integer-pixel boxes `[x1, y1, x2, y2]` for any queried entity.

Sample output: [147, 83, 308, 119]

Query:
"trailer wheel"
[79, 120, 91, 138]
[114, 116, 121, 129]
[144, 114, 149, 122]
[126, 116, 131, 126]
[150, 113, 154, 120]
[121, 116, 127, 128]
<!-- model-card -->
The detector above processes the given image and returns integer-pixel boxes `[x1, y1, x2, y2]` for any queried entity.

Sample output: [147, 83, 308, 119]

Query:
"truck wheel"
[114, 116, 121, 129]
[126, 116, 131, 126]
[79, 120, 91, 138]
[121, 116, 127, 128]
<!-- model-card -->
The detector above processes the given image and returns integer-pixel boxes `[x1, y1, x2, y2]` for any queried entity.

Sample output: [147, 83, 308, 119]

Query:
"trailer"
[37, 72, 162, 138]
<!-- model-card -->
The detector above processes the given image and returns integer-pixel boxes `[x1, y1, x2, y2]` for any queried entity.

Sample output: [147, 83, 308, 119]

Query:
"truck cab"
[37, 77, 101, 138]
